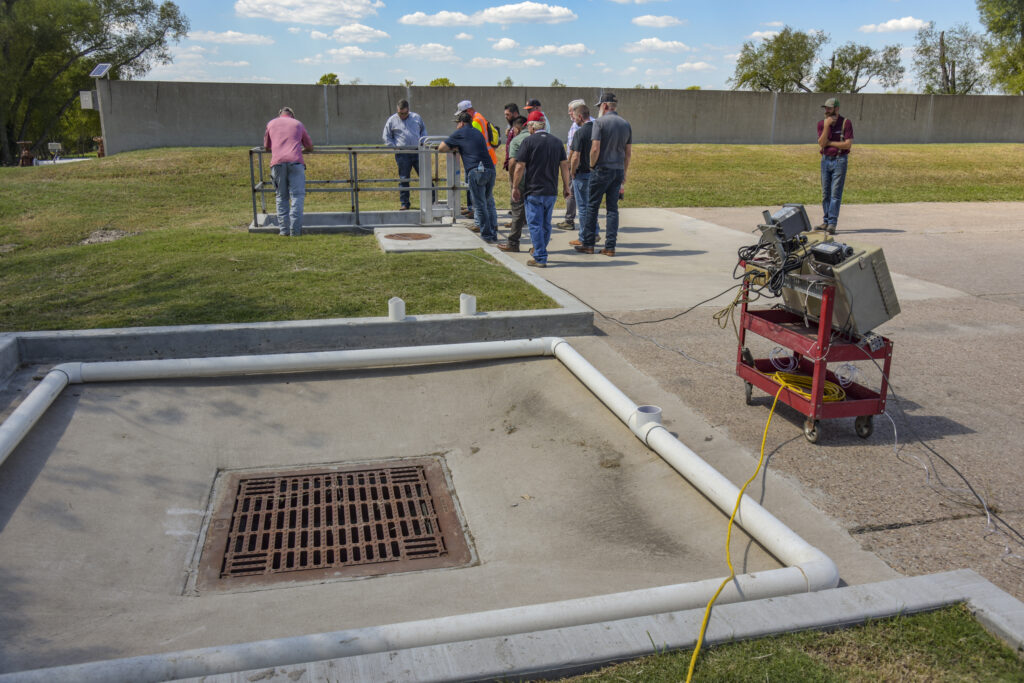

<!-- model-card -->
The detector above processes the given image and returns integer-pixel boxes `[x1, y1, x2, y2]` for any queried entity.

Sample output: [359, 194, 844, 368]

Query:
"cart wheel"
[855, 415, 874, 439]
[741, 347, 755, 367]
[744, 382, 753, 405]
[803, 418, 820, 444]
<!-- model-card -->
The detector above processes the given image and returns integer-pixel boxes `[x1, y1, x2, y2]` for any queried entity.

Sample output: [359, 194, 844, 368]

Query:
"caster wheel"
[855, 415, 874, 439]
[744, 381, 753, 405]
[803, 418, 820, 444]
[741, 347, 754, 367]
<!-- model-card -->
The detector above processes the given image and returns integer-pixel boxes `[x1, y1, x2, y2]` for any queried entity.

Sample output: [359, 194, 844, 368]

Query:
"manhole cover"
[384, 232, 432, 240]
[194, 458, 472, 592]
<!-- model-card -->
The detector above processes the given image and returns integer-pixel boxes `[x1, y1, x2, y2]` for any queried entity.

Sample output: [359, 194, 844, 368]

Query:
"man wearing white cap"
[817, 96, 853, 234]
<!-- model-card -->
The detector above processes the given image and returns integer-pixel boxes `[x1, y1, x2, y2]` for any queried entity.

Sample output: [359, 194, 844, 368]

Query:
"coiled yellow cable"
[771, 371, 846, 402]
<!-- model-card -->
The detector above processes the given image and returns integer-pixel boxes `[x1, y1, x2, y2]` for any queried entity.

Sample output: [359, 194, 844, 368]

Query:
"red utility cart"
[736, 277, 893, 443]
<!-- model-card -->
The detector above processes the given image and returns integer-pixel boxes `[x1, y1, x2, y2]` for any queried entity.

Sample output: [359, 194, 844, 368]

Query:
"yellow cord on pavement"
[685, 384, 784, 683]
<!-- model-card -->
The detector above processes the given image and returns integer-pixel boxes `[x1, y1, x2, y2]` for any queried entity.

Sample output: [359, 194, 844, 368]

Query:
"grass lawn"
[1, 143, 1022, 331]
[561, 604, 1024, 682]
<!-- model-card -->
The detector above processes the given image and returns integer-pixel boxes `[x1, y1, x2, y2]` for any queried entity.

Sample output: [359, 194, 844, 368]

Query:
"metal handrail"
[249, 141, 463, 229]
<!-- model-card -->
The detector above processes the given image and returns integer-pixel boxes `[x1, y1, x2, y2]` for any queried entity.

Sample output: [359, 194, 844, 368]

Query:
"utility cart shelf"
[736, 279, 893, 443]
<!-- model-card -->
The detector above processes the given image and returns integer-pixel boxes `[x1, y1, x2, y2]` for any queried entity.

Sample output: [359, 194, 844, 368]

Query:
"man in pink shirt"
[263, 107, 314, 236]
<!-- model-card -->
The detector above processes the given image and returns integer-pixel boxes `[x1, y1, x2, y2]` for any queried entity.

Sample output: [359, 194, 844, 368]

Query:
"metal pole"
[249, 149, 258, 228]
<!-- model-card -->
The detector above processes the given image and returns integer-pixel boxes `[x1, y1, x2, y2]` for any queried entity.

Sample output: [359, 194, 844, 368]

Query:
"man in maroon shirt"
[263, 107, 314, 236]
[817, 97, 853, 234]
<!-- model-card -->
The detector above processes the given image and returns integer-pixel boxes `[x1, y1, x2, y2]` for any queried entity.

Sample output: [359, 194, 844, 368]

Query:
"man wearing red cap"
[512, 111, 570, 267]
[817, 97, 853, 234]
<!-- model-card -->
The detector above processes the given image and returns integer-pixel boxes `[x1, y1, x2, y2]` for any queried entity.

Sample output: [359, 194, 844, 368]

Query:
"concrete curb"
[174, 569, 1024, 682]
[1, 247, 592, 369]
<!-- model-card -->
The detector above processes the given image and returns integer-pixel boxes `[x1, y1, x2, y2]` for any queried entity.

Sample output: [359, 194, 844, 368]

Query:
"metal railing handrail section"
[248, 140, 464, 228]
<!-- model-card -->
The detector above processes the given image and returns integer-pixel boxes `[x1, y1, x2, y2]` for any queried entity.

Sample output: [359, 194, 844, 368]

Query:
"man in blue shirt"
[439, 111, 498, 243]
[382, 99, 427, 210]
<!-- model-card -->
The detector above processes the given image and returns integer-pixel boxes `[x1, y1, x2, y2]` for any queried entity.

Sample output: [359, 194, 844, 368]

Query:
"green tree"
[550, 78, 566, 87]
[497, 76, 514, 87]
[684, 85, 701, 90]
[401, 78, 414, 87]
[977, 0, 1024, 93]
[730, 27, 828, 92]
[0, 0, 189, 165]
[317, 73, 340, 85]
[428, 77, 455, 87]
[913, 23, 989, 94]
[814, 43, 904, 93]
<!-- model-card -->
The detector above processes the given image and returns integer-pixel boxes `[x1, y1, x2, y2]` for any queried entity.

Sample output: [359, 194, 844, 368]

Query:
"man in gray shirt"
[382, 99, 427, 210]
[575, 93, 631, 256]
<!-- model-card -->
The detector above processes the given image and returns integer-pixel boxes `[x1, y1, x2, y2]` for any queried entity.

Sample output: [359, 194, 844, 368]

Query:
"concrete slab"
[374, 226, 488, 252]
[0, 335, 895, 674]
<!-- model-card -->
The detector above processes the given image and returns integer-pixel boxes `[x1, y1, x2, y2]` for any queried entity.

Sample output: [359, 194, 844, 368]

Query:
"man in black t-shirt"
[511, 113, 570, 267]
[568, 103, 597, 247]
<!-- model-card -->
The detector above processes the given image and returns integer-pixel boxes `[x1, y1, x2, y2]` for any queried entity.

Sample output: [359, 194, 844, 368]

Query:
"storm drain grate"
[384, 232, 432, 240]
[196, 459, 472, 591]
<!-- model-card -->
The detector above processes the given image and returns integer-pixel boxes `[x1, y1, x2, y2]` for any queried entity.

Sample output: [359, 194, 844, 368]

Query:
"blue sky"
[145, 0, 985, 91]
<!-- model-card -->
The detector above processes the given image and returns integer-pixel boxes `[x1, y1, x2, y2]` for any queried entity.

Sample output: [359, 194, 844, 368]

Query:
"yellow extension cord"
[684, 370, 846, 680]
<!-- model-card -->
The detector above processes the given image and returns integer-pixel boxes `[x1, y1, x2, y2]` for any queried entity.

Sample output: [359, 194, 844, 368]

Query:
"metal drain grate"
[384, 232, 432, 240]
[196, 459, 472, 590]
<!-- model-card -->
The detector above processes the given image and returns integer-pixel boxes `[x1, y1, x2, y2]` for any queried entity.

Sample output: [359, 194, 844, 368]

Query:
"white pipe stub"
[459, 293, 477, 316]
[388, 297, 406, 321]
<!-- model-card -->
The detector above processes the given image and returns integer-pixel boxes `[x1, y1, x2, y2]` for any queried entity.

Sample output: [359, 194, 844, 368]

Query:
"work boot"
[497, 241, 520, 252]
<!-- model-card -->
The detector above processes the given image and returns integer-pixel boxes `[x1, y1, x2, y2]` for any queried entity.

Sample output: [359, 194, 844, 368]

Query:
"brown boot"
[497, 241, 520, 252]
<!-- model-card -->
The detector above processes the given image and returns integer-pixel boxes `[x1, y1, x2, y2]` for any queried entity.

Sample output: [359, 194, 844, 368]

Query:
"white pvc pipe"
[0, 368, 71, 469]
[0, 336, 837, 683]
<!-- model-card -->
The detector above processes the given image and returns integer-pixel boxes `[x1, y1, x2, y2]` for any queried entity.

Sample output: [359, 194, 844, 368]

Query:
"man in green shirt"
[498, 115, 530, 252]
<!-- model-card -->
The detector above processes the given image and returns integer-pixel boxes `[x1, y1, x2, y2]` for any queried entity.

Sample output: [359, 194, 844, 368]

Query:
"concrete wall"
[97, 80, 1024, 155]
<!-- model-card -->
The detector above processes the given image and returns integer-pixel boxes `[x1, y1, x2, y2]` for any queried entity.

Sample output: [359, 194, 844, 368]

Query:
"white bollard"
[388, 297, 406, 321]
[460, 293, 477, 316]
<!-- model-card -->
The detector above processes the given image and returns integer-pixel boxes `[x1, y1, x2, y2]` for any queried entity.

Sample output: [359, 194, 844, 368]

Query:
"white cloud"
[234, 0, 384, 24]
[762, 20, 783, 27]
[747, 30, 779, 40]
[723, 53, 739, 62]
[395, 43, 458, 61]
[468, 56, 544, 67]
[645, 67, 672, 77]
[294, 54, 325, 64]
[479, 2, 576, 23]
[631, 14, 682, 27]
[287, 27, 302, 34]
[327, 46, 386, 60]
[210, 60, 250, 67]
[632, 57, 664, 64]
[859, 16, 928, 33]
[189, 30, 273, 45]
[676, 61, 714, 72]
[330, 23, 389, 42]
[399, 2, 576, 26]
[311, 30, 329, 39]
[493, 37, 519, 50]
[532, 43, 587, 56]
[455, 32, 474, 40]
[623, 37, 691, 52]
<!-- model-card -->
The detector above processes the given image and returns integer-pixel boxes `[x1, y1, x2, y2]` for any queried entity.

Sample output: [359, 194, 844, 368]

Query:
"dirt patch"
[79, 229, 137, 245]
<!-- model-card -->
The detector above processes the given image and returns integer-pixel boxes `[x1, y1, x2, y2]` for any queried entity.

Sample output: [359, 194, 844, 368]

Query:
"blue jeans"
[395, 152, 420, 208]
[271, 162, 306, 236]
[582, 167, 623, 249]
[524, 195, 556, 263]
[466, 166, 498, 240]
[572, 172, 595, 242]
[820, 155, 848, 227]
